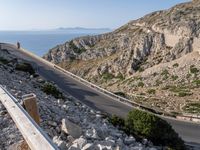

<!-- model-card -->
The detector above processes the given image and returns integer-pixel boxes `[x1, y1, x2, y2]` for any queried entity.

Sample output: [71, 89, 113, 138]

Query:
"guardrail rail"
[0, 85, 58, 150]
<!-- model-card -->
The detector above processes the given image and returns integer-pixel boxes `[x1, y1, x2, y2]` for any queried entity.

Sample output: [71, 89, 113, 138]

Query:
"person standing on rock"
[17, 42, 21, 49]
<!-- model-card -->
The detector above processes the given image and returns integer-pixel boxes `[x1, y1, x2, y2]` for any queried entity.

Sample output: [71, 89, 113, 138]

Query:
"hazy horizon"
[0, 27, 112, 32]
[0, 0, 190, 31]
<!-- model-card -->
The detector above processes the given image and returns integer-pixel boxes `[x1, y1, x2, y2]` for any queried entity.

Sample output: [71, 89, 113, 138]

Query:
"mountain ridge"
[44, 0, 200, 115]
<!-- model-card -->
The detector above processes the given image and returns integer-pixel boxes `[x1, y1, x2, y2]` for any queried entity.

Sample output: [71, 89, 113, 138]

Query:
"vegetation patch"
[138, 67, 144, 72]
[69, 41, 86, 54]
[190, 65, 199, 74]
[15, 62, 35, 75]
[162, 85, 192, 97]
[173, 63, 179, 68]
[114, 92, 126, 98]
[155, 79, 162, 86]
[101, 72, 114, 81]
[109, 110, 185, 149]
[116, 73, 125, 81]
[138, 81, 144, 87]
[108, 115, 125, 130]
[161, 69, 169, 76]
[147, 89, 156, 95]
[186, 73, 191, 79]
[183, 103, 200, 114]
[0, 57, 9, 64]
[178, 92, 192, 97]
[41, 82, 64, 99]
[171, 75, 178, 81]
[161, 69, 169, 80]
[192, 79, 200, 87]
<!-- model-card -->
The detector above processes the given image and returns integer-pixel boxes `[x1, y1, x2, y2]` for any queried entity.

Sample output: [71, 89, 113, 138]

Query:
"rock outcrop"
[44, 1, 200, 115]
[44, 0, 200, 76]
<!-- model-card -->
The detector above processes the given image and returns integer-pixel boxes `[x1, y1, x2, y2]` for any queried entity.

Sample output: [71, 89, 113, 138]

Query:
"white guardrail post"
[0, 85, 58, 150]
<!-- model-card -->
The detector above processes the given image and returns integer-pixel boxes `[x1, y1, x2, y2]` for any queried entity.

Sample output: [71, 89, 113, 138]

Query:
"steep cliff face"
[44, 1, 200, 76]
[44, 1, 200, 114]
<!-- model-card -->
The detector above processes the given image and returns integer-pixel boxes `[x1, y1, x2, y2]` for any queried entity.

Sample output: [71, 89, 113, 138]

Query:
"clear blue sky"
[0, 0, 190, 30]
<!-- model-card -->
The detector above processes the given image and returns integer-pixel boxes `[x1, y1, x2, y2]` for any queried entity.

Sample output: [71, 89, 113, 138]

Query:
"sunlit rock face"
[44, 0, 200, 79]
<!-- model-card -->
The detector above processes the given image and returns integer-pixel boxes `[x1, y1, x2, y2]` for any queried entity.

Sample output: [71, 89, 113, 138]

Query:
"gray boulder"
[61, 118, 82, 138]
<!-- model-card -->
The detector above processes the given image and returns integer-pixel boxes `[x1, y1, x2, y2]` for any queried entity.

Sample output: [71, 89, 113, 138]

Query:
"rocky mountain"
[44, 0, 200, 115]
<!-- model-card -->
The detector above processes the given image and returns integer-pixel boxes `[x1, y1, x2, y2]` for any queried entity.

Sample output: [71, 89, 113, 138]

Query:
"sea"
[0, 30, 107, 56]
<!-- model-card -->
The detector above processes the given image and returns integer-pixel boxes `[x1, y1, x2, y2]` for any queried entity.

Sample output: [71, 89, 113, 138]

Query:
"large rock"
[53, 136, 67, 150]
[85, 127, 99, 139]
[81, 143, 95, 150]
[71, 137, 87, 149]
[124, 136, 136, 145]
[61, 118, 82, 138]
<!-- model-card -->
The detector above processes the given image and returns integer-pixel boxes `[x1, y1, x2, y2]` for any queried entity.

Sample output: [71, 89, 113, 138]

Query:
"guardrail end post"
[22, 93, 40, 124]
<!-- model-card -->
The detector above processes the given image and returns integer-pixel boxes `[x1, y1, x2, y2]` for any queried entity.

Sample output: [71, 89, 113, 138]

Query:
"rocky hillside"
[0, 48, 161, 149]
[44, 0, 200, 115]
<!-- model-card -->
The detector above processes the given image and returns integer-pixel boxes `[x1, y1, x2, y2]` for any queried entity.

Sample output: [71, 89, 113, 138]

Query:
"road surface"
[2, 43, 200, 146]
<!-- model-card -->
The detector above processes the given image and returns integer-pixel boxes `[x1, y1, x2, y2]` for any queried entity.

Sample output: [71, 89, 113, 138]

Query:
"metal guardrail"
[0, 85, 58, 150]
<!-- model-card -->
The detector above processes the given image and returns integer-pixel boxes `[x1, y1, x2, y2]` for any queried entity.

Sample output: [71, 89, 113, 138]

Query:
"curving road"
[2, 43, 200, 146]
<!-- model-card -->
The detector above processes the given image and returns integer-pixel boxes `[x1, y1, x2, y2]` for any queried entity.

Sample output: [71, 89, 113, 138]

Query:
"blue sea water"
[0, 31, 96, 56]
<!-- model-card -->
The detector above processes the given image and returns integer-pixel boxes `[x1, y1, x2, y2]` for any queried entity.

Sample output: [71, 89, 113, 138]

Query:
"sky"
[0, 0, 190, 31]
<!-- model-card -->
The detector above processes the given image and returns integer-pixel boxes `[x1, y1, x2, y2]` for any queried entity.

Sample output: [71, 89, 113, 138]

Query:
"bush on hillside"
[69, 41, 86, 54]
[190, 65, 199, 74]
[41, 83, 64, 99]
[102, 72, 114, 80]
[125, 109, 186, 150]
[147, 89, 156, 94]
[15, 62, 35, 75]
[108, 115, 125, 130]
[109, 110, 186, 149]
[114, 92, 127, 98]
[138, 81, 144, 87]
[0, 57, 9, 64]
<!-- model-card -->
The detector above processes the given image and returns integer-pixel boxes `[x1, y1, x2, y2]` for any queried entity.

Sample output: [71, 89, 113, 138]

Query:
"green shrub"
[178, 92, 192, 97]
[173, 63, 179, 68]
[125, 110, 185, 149]
[108, 115, 125, 130]
[147, 89, 156, 94]
[192, 80, 200, 87]
[183, 103, 200, 114]
[0, 57, 9, 64]
[161, 69, 169, 80]
[41, 83, 63, 99]
[102, 72, 114, 80]
[190, 65, 199, 74]
[171, 75, 178, 81]
[166, 85, 190, 93]
[161, 69, 169, 76]
[15, 63, 35, 75]
[138, 67, 144, 72]
[138, 82, 144, 87]
[69, 41, 86, 54]
[114, 92, 126, 98]
[116, 73, 125, 80]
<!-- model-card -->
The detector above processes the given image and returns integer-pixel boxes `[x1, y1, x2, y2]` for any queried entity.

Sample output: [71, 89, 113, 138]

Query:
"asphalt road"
[3, 43, 200, 145]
